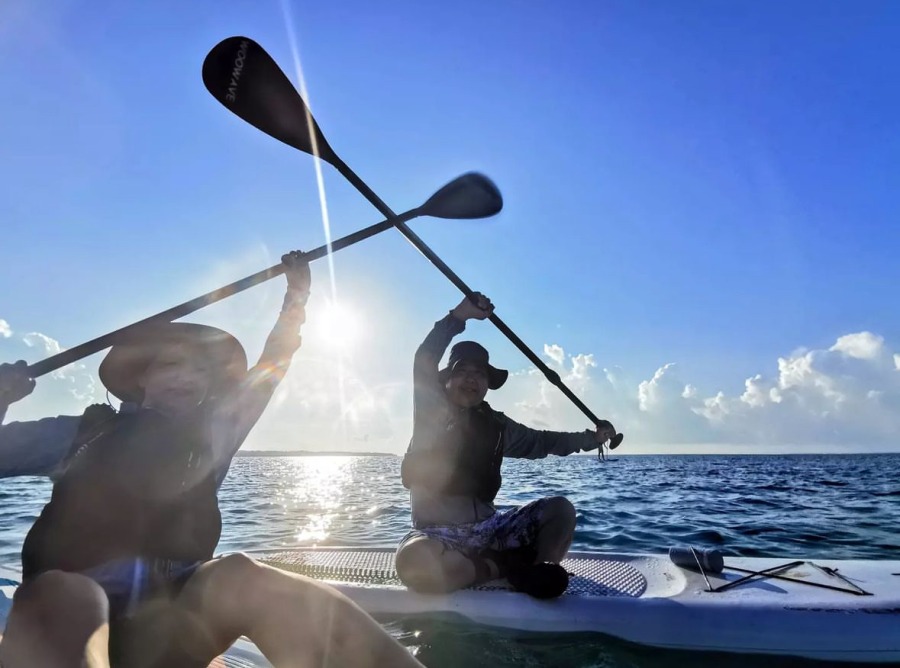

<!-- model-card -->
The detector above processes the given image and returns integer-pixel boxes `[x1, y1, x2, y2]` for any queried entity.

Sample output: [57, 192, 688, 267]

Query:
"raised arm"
[214, 252, 312, 451]
[403, 293, 495, 489]
[412, 313, 464, 398]
[411, 292, 495, 440]
[254, 251, 312, 385]
[0, 361, 79, 478]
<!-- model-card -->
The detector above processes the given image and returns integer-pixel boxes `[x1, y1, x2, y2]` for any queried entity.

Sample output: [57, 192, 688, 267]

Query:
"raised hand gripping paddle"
[203, 36, 623, 450]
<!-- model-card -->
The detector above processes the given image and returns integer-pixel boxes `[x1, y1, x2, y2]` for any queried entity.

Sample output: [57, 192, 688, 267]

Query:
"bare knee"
[543, 496, 577, 530]
[1, 571, 109, 668]
[533, 497, 577, 562]
[395, 540, 458, 594]
[13, 570, 108, 624]
[395, 540, 439, 590]
[197, 553, 259, 588]
[166, 553, 269, 659]
[179, 553, 262, 617]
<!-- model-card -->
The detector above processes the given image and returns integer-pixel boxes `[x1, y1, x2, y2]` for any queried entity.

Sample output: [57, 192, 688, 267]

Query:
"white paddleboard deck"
[4, 548, 900, 664]
[256, 547, 900, 664]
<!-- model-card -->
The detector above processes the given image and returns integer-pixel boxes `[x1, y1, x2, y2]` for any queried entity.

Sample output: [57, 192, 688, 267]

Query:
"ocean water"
[1, 453, 898, 667]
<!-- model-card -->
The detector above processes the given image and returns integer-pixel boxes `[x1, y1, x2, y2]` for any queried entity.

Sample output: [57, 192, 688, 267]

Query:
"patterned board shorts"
[398, 497, 551, 560]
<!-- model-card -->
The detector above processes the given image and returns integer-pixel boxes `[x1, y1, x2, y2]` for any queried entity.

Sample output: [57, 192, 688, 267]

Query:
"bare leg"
[166, 553, 424, 668]
[395, 496, 577, 594]
[0, 571, 110, 668]
[395, 537, 485, 593]
[531, 496, 577, 563]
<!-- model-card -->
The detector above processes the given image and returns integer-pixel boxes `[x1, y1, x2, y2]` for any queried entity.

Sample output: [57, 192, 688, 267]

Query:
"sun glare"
[317, 301, 362, 352]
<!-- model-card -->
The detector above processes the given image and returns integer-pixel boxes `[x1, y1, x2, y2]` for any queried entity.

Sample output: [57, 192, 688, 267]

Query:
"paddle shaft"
[329, 155, 611, 430]
[201, 36, 620, 444]
[27, 209, 418, 379]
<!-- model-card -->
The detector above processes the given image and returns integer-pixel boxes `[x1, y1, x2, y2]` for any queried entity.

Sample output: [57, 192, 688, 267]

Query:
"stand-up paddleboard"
[4, 550, 900, 664]
[253, 547, 900, 664]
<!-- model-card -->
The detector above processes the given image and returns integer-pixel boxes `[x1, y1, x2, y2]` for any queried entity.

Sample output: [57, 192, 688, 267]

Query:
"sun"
[316, 300, 362, 352]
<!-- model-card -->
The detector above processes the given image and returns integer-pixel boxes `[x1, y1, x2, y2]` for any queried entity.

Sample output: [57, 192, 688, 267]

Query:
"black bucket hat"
[438, 341, 508, 390]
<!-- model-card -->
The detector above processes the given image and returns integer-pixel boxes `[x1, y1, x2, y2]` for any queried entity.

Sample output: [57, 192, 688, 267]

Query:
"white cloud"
[830, 332, 884, 360]
[502, 332, 900, 452]
[569, 353, 596, 381]
[544, 344, 565, 366]
[22, 332, 76, 383]
[638, 363, 678, 412]
[739, 374, 768, 407]
[4, 317, 897, 454]
[0, 319, 11, 338]
[23, 332, 63, 356]
[509, 347, 603, 430]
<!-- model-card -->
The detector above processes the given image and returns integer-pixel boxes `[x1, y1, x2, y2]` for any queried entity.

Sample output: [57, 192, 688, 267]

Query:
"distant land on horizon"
[235, 450, 399, 457]
[234, 450, 898, 458]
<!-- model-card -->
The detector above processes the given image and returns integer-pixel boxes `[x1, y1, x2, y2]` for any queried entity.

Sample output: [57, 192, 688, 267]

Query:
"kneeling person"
[396, 293, 618, 599]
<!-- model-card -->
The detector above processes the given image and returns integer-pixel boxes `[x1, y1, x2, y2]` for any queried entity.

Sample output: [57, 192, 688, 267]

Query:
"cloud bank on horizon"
[2, 314, 897, 454]
[506, 331, 899, 453]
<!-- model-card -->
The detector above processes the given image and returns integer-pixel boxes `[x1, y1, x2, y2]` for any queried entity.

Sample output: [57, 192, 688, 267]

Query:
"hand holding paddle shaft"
[26, 173, 500, 379]
[202, 36, 623, 449]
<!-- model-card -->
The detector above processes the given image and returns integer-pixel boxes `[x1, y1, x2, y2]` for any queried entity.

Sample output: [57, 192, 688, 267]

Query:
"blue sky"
[2, 0, 898, 453]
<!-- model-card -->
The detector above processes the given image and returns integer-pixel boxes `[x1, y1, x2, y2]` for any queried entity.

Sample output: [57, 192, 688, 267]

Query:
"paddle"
[26, 172, 500, 379]
[202, 36, 624, 451]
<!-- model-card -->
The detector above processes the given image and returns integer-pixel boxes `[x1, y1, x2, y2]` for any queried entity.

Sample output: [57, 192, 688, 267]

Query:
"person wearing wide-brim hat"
[396, 292, 618, 600]
[0, 252, 424, 668]
[97, 321, 249, 406]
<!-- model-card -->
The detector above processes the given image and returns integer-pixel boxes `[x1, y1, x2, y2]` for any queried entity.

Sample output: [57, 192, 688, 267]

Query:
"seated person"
[396, 293, 618, 599]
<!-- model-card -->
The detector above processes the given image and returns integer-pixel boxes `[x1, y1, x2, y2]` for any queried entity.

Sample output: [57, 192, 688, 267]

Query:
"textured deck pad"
[218, 656, 266, 668]
[261, 548, 647, 598]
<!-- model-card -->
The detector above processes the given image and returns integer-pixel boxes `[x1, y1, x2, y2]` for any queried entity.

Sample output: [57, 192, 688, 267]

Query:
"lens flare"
[317, 300, 362, 352]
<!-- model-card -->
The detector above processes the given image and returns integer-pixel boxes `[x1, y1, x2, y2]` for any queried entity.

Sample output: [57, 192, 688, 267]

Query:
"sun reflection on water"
[273, 457, 357, 545]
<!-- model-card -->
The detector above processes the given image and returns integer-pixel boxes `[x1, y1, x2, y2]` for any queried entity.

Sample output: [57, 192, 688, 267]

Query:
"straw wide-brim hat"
[438, 340, 508, 391]
[98, 321, 247, 403]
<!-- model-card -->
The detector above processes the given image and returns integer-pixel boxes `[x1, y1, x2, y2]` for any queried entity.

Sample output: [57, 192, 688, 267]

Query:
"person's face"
[445, 360, 490, 408]
[138, 343, 211, 416]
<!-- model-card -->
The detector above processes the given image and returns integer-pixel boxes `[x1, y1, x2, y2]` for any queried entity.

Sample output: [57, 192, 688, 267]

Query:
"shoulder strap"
[61, 403, 119, 465]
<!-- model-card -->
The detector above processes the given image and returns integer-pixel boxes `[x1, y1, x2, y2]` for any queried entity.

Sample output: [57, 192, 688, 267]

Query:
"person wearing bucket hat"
[0, 252, 424, 668]
[395, 292, 619, 600]
[438, 340, 508, 391]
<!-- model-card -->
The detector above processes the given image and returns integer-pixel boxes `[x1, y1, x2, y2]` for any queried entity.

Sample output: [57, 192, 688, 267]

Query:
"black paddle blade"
[609, 433, 624, 450]
[420, 172, 503, 220]
[202, 36, 338, 165]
